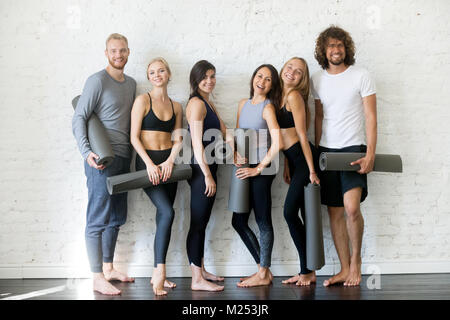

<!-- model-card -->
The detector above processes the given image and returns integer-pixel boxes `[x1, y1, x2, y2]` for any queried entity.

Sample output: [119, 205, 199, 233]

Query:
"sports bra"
[277, 105, 295, 129]
[141, 93, 176, 132]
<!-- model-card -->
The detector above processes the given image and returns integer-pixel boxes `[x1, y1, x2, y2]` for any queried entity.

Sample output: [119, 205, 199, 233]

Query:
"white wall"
[1, 0, 449, 279]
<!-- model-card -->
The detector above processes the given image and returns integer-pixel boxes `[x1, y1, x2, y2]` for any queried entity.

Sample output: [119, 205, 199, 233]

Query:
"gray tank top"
[238, 99, 271, 163]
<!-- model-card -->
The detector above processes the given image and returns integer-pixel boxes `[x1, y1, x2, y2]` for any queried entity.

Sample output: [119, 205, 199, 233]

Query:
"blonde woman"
[278, 57, 320, 286]
[130, 57, 183, 296]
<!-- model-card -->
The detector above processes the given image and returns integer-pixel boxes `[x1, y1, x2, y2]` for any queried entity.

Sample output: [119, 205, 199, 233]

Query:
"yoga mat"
[319, 152, 403, 173]
[304, 183, 325, 271]
[228, 128, 250, 213]
[72, 95, 115, 167]
[106, 164, 192, 195]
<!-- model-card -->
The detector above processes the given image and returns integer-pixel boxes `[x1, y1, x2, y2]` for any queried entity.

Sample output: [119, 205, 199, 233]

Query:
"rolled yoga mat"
[304, 183, 325, 271]
[72, 95, 115, 167]
[228, 128, 251, 213]
[106, 164, 192, 195]
[319, 152, 403, 173]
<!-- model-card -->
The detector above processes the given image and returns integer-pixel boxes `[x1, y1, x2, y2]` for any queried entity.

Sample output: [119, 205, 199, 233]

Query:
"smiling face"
[281, 58, 306, 88]
[326, 37, 346, 66]
[198, 69, 216, 94]
[252, 67, 272, 96]
[105, 39, 129, 70]
[147, 60, 170, 87]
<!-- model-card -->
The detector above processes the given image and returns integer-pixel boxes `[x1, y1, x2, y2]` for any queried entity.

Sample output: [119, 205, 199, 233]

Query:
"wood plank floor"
[1, 274, 450, 300]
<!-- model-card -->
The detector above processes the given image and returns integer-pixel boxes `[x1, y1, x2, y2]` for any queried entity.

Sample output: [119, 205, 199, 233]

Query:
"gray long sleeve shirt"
[72, 69, 136, 159]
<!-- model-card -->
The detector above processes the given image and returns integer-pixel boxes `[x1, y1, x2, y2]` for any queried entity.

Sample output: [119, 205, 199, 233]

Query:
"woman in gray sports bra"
[232, 64, 284, 287]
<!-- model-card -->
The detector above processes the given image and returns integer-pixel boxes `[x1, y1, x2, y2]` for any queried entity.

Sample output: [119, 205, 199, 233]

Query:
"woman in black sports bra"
[277, 57, 321, 286]
[130, 57, 183, 296]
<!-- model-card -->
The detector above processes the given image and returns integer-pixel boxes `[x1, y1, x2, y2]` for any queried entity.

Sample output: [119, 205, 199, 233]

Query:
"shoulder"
[133, 93, 149, 108]
[85, 70, 105, 87]
[311, 69, 324, 82]
[263, 102, 276, 114]
[348, 66, 371, 78]
[286, 90, 303, 104]
[187, 96, 206, 113]
[238, 98, 248, 108]
[124, 74, 137, 84]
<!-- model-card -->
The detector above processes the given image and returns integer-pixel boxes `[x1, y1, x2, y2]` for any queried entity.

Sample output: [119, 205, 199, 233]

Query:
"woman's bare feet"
[151, 266, 169, 296]
[241, 266, 273, 282]
[323, 269, 349, 287]
[103, 268, 135, 283]
[237, 268, 272, 288]
[202, 269, 224, 282]
[151, 278, 177, 288]
[296, 272, 316, 286]
[192, 278, 224, 292]
[282, 274, 300, 284]
[93, 273, 121, 295]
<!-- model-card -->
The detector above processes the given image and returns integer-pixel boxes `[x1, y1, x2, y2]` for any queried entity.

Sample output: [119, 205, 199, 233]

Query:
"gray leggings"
[136, 149, 177, 267]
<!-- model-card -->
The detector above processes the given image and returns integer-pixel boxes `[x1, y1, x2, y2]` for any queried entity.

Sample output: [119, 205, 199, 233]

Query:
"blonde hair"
[280, 57, 311, 129]
[105, 33, 128, 48]
[146, 57, 171, 80]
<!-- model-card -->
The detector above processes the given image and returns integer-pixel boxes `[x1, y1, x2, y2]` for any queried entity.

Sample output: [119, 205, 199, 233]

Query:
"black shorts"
[317, 145, 368, 207]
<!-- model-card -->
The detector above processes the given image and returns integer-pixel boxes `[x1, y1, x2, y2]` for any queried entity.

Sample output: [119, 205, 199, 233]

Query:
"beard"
[108, 57, 127, 70]
[329, 55, 345, 66]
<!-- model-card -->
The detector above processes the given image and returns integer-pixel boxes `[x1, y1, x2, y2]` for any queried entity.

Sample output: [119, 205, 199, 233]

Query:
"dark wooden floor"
[1, 274, 450, 300]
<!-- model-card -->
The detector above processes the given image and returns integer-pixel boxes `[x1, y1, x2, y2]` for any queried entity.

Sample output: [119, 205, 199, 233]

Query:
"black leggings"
[283, 142, 316, 275]
[136, 149, 178, 267]
[186, 163, 218, 267]
[231, 170, 275, 268]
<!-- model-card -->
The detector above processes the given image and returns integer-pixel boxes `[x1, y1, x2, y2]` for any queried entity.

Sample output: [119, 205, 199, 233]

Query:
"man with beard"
[311, 26, 377, 287]
[72, 33, 136, 295]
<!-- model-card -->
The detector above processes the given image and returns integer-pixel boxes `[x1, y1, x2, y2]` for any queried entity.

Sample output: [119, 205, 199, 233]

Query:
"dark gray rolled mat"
[106, 164, 192, 195]
[72, 95, 115, 167]
[228, 128, 251, 213]
[319, 152, 403, 173]
[304, 183, 325, 271]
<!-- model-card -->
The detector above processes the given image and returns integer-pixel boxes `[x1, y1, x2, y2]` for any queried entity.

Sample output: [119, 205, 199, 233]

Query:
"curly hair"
[314, 25, 355, 69]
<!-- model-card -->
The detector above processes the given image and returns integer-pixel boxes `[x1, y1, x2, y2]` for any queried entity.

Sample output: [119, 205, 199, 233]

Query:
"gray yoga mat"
[106, 164, 192, 195]
[304, 183, 325, 271]
[228, 128, 250, 213]
[319, 152, 403, 173]
[72, 95, 115, 167]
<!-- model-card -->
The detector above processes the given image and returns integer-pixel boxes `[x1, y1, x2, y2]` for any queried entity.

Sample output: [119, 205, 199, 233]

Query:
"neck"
[326, 63, 348, 75]
[252, 93, 267, 104]
[198, 90, 210, 101]
[150, 86, 169, 101]
[106, 65, 125, 82]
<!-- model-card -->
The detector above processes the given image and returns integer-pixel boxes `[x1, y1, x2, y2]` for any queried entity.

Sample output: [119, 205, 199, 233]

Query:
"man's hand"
[351, 154, 375, 174]
[87, 152, 105, 170]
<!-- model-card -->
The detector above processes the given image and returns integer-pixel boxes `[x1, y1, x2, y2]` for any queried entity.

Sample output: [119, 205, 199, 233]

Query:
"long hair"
[189, 60, 216, 100]
[279, 57, 310, 129]
[249, 64, 282, 111]
[314, 25, 356, 70]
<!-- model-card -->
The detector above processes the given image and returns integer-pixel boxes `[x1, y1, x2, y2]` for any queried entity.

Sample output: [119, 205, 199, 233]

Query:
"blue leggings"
[231, 170, 275, 268]
[186, 163, 218, 267]
[283, 142, 317, 275]
[136, 149, 177, 267]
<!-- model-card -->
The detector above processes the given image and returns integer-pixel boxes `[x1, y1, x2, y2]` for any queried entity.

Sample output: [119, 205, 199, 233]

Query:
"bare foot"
[202, 269, 224, 282]
[151, 273, 168, 296]
[151, 278, 177, 288]
[192, 278, 224, 292]
[241, 269, 273, 282]
[296, 272, 317, 286]
[237, 272, 272, 288]
[104, 269, 134, 283]
[344, 258, 362, 286]
[282, 274, 300, 284]
[93, 275, 121, 295]
[323, 269, 349, 287]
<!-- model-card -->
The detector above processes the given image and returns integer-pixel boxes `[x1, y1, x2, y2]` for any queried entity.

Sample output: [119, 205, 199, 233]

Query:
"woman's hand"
[159, 159, 174, 183]
[236, 167, 261, 179]
[310, 172, 320, 185]
[283, 163, 291, 185]
[204, 174, 216, 197]
[234, 151, 248, 168]
[146, 163, 161, 185]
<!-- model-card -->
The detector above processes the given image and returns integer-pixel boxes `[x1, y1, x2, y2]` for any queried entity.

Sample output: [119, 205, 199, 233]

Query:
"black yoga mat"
[228, 128, 251, 213]
[106, 164, 192, 195]
[304, 183, 325, 271]
[72, 95, 115, 167]
[319, 152, 403, 173]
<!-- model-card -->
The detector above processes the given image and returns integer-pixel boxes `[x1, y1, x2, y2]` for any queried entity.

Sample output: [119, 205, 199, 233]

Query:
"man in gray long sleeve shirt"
[72, 33, 136, 295]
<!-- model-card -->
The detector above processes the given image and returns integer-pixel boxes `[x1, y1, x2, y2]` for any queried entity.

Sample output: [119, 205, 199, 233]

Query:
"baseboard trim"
[1, 261, 450, 279]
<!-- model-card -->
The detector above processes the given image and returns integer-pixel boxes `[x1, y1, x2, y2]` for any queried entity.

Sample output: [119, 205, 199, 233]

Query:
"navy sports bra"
[141, 93, 176, 132]
[277, 105, 296, 129]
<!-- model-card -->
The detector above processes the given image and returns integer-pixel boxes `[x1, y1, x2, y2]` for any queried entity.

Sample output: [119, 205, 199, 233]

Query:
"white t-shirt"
[311, 65, 376, 149]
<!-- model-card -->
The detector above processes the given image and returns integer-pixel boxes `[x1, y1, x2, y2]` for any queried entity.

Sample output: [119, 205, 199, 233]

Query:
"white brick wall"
[1, 0, 450, 278]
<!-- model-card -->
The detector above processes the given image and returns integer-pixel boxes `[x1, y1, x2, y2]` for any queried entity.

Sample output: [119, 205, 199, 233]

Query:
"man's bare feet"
[296, 272, 317, 286]
[344, 258, 362, 286]
[191, 278, 224, 292]
[202, 269, 224, 282]
[93, 274, 121, 295]
[237, 269, 272, 288]
[103, 268, 134, 283]
[323, 269, 349, 287]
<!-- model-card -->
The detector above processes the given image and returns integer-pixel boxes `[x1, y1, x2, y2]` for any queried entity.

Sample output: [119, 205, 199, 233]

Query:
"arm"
[314, 99, 323, 148]
[233, 98, 248, 166]
[130, 94, 161, 185]
[289, 92, 320, 184]
[351, 93, 377, 173]
[186, 98, 216, 197]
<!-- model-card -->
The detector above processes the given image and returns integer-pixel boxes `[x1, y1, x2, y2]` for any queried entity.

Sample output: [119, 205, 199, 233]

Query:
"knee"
[345, 205, 362, 222]
[157, 207, 175, 226]
[231, 214, 246, 232]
